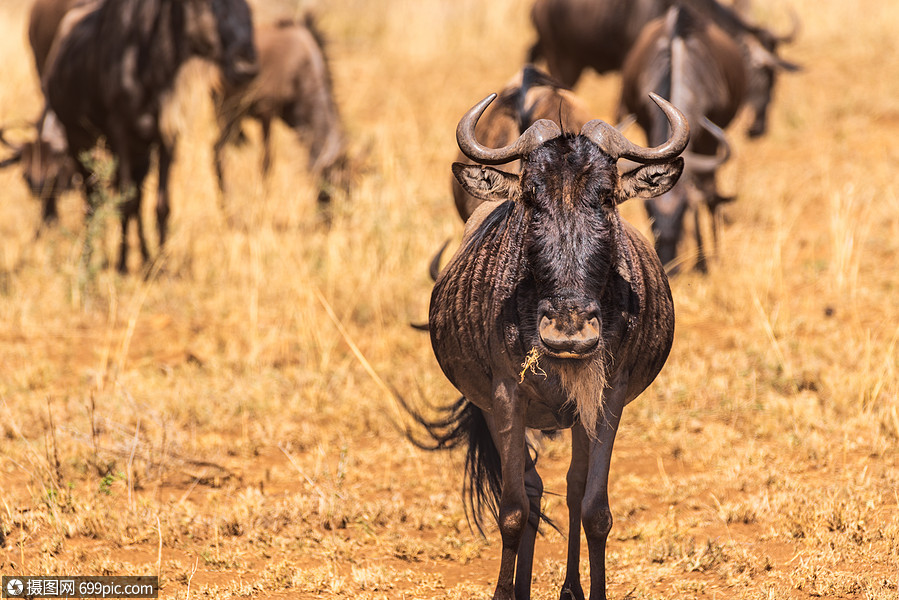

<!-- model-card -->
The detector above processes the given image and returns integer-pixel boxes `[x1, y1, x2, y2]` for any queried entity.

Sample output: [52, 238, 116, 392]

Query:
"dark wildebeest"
[0, 114, 76, 225]
[0, 0, 86, 226]
[528, 0, 799, 138]
[409, 93, 688, 600]
[451, 65, 593, 222]
[43, 0, 258, 273]
[213, 16, 348, 208]
[528, 0, 665, 88]
[619, 4, 743, 272]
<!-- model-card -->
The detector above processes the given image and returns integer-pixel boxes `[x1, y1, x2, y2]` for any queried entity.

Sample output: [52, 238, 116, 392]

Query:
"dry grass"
[0, 0, 897, 598]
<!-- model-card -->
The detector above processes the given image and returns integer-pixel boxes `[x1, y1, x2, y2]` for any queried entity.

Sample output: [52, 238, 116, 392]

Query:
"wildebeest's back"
[616, 219, 675, 404]
[429, 201, 529, 406]
[244, 22, 323, 119]
[29, 0, 82, 77]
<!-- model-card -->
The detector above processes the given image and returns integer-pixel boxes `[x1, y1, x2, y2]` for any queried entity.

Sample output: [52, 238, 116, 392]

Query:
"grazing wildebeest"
[529, 0, 799, 138]
[0, 0, 87, 226]
[43, 0, 257, 273]
[619, 4, 743, 272]
[451, 65, 593, 222]
[410, 92, 688, 600]
[0, 114, 76, 225]
[213, 15, 348, 208]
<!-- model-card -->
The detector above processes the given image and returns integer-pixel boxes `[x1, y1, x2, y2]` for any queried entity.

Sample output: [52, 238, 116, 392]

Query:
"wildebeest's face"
[645, 188, 688, 270]
[186, 0, 257, 85]
[21, 140, 76, 201]
[453, 136, 683, 359]
[744, 35, 801, 138]
[520, 137, 618, 358]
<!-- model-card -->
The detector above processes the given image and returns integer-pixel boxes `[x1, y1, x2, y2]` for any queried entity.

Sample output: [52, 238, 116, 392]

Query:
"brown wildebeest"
[528, 0, 799, 138]
[213, 15, 348, 208]
[528, 0, 665, 87]
[407, 93, 688, 600]
[43, 0, 257, 273]
[619, 4, 742, 272]
[0, 0, 86, 226]
[451, 65, 592, 222]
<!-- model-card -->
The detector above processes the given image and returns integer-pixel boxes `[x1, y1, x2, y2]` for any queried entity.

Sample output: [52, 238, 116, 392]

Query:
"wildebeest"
[43, 0, 258, 273]
[528, 0, 665, 88]
[619, 4, 742, 272]
[410, 93, 688, 600]
[529, 0, 799, 138]
[0, 0, 86, 227]
[0, 114, 76, 226]
[451, 65, 592, 222]
[213, 15, 348, 208]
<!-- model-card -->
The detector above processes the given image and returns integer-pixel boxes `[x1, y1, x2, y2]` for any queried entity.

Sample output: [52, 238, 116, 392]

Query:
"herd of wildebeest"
[0, 0, 802, 598]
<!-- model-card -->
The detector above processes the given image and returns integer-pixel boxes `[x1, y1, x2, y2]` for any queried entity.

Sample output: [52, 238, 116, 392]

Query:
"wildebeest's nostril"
[539, 314, 600, 356]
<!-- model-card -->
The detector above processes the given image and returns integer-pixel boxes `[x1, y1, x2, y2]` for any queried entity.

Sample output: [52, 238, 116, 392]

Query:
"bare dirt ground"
[0, 0, 897, 598]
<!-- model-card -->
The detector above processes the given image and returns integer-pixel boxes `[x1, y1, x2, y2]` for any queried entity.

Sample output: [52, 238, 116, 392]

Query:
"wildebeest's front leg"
[560, 422, 589, 600]
[583, 379, 627, 600]
[485, 378, 529, 600]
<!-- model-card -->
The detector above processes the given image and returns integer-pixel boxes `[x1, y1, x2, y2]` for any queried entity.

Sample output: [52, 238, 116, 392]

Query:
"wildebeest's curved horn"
[0, 154, 22, 168]
[580, 93, 689, 163]
[457, 94, 562, 165]
[774, 8, 801, 44]
[683, 117, 731, 174]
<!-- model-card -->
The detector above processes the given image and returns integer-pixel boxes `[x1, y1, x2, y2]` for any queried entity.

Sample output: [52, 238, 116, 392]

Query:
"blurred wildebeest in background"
[529, 0, 800, 138]
[450, 65, 593, 222]
[681, 0, 801, 137]
[528, 0, 666, 88]
[43, 0, 258, 273]
[0, 115, 76, 227]
[619, 4, 745, 272]
[0, 0, 85, 227]
[409, 92, 687, 600]
[213, 15, 349, 209]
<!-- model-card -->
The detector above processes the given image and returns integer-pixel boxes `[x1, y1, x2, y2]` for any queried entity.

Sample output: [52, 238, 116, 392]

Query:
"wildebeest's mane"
[458, 199, 519, 258]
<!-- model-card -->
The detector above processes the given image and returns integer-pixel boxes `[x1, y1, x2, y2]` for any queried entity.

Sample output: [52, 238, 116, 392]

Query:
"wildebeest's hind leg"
[485, 379, 530, 600]
[155, 139, 174, 251]
[693, 205, 708, 274]
[213, 115, 242, 195]
[260, 116, 273, 180]
[514, 449, 545, 600]
[583, 381, 627, 600]
[560, 423, 589, 600]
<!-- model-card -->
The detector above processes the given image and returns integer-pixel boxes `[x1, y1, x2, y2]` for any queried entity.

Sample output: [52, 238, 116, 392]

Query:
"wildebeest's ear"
[452, 163, 521, 202]
[618, 158, 684, 202]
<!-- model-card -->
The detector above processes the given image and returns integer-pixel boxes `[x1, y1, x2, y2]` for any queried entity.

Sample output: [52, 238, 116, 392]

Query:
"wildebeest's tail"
[400, 396, 553, 535]
[401, 396, 501, 533]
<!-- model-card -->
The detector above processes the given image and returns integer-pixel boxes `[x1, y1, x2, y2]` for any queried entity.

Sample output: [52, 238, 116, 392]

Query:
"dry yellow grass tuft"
[0, 0, 897, 598]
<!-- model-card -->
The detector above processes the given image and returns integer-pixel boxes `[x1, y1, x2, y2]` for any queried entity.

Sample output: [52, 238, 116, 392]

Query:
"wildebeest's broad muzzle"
[537, 296, 601, 358]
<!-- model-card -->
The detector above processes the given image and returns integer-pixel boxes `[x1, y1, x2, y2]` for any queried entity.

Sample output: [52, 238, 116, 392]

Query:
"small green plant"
[98, 471, 126, 496]
[73, 149, 128, 306]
